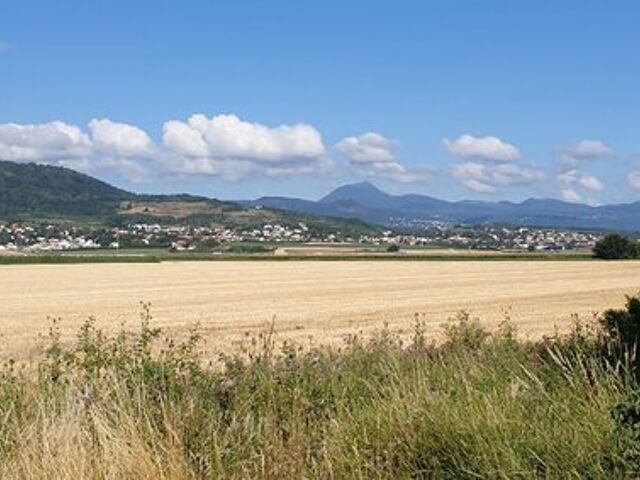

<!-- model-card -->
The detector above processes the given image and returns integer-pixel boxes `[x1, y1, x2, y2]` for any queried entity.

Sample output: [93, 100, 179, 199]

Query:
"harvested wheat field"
[1, 260, 640, 361]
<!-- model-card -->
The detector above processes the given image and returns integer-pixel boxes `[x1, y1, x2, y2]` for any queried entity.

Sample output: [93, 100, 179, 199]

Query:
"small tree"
[386, 244, 400, 253]
[601, 294, 640, 350]
[593, 234, 639, 260]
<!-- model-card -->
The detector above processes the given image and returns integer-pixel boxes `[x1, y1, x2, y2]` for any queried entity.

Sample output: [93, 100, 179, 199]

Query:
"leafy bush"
[612, 392, 640, 472]
[601, 294, 640, 351]
[386, 244, 400, 252]
[594, 234, 639, 260]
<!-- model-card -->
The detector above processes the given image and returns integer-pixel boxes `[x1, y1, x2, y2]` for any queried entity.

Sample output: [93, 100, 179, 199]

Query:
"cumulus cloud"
[492, 163, 545, 186]
[452, 161, 544, 194]
[561, 140, 613, 160]
[161, 114, 329, 180]
[0, 114, 335, 182]
[628, 171, 640, 190]
[554, 141, 611, 201]
[89, 119, 154, 158]
[452, 163, 495, 193]
[555, 168, 604, 203]
[558, 139, 613, 169]
[163, 120, 209, 157]
[336, 132, 395, 164]
[577, 175, 603, 191]
[443, 134, 520, 162]
[0, 121, 92, 163]
[465, 179, 495, 193]
[0, 119, 153, 181]
[336, 132, 430, 183]
[445, 133, 543, 193]
[557, 169, 604, 192]
[164, 114, 325, 162]
[560, 188, 582, 203]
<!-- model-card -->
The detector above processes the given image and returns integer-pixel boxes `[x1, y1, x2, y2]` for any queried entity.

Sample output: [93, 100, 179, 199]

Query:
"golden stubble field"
[1, 260, 639, 361]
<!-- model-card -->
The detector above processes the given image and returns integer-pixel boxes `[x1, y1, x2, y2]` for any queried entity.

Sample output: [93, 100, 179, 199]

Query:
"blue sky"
[0, 1, 638, 203]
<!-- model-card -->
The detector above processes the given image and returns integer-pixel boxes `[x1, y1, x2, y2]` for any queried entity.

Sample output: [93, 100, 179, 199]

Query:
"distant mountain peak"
[351, 180, 378, 188]
[245, 180, 640, 232]
[320, 180, 391, 206]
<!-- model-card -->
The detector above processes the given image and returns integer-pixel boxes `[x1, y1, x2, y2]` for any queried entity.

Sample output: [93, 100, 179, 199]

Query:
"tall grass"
[0, 305, 638, 478]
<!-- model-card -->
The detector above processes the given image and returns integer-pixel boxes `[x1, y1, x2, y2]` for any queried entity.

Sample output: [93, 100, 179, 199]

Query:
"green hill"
[0, 160, 133, 218]
[0, 160, 378, 235]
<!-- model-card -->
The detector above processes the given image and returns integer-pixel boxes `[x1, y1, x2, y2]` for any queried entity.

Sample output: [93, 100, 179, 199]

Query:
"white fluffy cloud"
[554, 141, 611, 201]
[0, 119, 155, 165]
[336, 132, 430, 183]
[562, 140, 613, 161]
[557, 169, 604, 192]
[0, 119, 154, 180]
[577, 175, 603, 191]
[0, 116, 617, 199]
[161, 114, 329, 179]
[445, 134, 531, 193]
[492, 163, 545, 186]
[163, 120, 209, 157]
[89, 119, 154, 158]
[0, 115, 331, 182]
[560, 188, 582, 203]
[558, 169, 604, 198]
[336, 132, 395, 164]
[628, 171, 640, 189]
[555, 168, 604, 203]
[452, 163, 495, 193]
[0, 121, 92, 162]
[558, 139, 613, 170]
[164, 114, 325, 162]
[443, 134, 520, 162]
[452, 161, 544, 194]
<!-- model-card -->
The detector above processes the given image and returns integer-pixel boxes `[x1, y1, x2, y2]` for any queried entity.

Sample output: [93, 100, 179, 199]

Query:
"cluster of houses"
[0, 222, 344, 252]
[0, 221, 603, 253]
[0, 224, 105, 252]
[507, 227, 601, 251]
[368, 224, 603, 251]
[168, 223, 314, 251]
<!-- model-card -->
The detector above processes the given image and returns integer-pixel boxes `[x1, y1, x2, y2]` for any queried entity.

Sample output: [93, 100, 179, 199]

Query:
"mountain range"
[242, 181, 640, 232]
[2, 159, 639, 232]
[0, 160, 376, 236]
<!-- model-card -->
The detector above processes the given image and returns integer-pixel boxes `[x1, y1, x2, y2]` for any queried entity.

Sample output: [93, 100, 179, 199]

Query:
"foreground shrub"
[2, 302, 640, 478]
[602, 294, 640, 350]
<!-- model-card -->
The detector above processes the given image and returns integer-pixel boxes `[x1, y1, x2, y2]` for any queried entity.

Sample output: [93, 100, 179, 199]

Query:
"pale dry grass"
[1, 260, 639, 361]
[1, 375, 194, 480]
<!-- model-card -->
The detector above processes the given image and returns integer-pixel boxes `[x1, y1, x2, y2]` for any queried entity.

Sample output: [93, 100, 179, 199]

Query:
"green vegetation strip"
[0, 251, 596, 265]
[3, 297, 640, 477]
[0, 254, 161, 265]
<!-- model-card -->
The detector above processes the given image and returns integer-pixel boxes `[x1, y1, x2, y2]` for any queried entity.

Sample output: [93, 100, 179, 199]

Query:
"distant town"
[0, 221, 604, 253]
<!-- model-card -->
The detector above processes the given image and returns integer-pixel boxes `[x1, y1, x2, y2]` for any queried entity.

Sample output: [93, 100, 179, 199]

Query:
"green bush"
[601, 294, 640, 351]
[594, 234, 639, 260]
